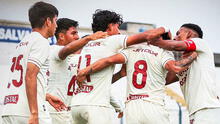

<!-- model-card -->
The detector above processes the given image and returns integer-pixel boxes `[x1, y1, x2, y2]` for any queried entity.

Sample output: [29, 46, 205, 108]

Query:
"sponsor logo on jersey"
[127, 94, 149, 101]
[74, 85, 93, 94]
[4, 94, 19, 104]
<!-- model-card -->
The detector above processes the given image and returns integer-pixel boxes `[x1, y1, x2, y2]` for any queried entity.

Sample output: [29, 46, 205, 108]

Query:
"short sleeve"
[119, 48, 130, 63]
[161, 50, 175, 68]
[184, 38, 207, 52]
[28, 38, 50, 68]
[106, 35, 127, 52]
[50, 45, 64, 61]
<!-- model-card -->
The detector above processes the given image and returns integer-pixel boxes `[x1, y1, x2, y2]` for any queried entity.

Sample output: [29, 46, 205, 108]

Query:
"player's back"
[121, 43, 174, 105]
[71, 34, 127, 107]
[2, 32, 50, 117]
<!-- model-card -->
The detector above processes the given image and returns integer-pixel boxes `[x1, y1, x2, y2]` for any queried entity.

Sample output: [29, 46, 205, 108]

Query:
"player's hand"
[87, 31, 108, 41]
[28, 114, 38, 124]
[117, 112, 123, 118]
[46, 93, 67, 112]
[161, 31, 172, 40]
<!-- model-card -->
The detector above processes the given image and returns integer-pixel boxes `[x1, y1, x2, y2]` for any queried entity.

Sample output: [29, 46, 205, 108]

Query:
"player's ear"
[107, 23, 113, 31]
[106, 23, 113, 35]
[45, 17, 52, 27]
[187, 30, 193, 39]
[58, 33, 65, 41]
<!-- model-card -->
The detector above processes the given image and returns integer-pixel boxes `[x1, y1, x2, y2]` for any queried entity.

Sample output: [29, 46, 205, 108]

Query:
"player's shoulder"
[104, 34, 127, 42]
[50, 44, 64, 50]
[25, 32, 48, 45]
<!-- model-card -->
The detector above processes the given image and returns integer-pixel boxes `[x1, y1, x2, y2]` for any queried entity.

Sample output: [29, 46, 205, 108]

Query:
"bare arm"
[76, 54, 125, 83]
[59, 31, 108, 60]
[112, 64, 126, 84]
[164, 52, 197, 85]
[110, 94, 124, 118]
[126, 27, 167, 46]
[150, 39, 188, 51]
[165, 71, 179, 85]
[165, 51, 197, 73]
[25, 62, 39, 124]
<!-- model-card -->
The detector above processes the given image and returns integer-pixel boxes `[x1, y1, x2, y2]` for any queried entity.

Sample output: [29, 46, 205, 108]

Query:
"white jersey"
[120, 43, 174, 105]
[47, 45, 80, 113]
[178, 38, 220, 115]
[71, 35, 127, 107]
[2, 32, 50, 117]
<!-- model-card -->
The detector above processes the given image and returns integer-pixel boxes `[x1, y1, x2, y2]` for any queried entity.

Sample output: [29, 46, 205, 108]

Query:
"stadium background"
[0, 0, 220, 124]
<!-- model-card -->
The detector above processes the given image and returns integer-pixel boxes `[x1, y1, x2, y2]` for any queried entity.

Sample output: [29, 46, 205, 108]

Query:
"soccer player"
[1, 2, 65, 124]
[70, 9, 176, 124]
[47, 18, 107, 124]
[150, 23, 220, 124]
[76, 38, 197, 124]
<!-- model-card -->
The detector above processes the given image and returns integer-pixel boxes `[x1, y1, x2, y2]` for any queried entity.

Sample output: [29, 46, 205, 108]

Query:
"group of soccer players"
[1, 1, 220, 124]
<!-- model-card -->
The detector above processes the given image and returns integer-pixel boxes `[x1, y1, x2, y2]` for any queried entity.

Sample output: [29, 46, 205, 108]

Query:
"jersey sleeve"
[184, 38, 207, 52]
[161, 50, 175, 68]
[28, 38, 49, 68]
[50, 45, 64, 61]
[119, 48, 131, 63]
[106, 35, 127, 52]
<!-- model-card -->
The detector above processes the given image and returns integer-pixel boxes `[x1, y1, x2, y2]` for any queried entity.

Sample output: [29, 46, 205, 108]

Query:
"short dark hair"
[55, 18, 78, 39]
[28, 1, 58, 28]
[181, 23, 203, 38]
[92, 9, 123, 33]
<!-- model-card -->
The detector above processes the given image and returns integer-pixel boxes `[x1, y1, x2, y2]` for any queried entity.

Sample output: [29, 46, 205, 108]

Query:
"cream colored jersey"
[178, 38, 220, 115]
[71, 35, 127, 107]
[47, 45, 80, 113]
[120, 43, 174, 105]
[2, 32, 50, 117]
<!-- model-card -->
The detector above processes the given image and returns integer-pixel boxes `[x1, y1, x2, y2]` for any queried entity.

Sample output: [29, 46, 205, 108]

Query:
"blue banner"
[0, 25, 56, 45]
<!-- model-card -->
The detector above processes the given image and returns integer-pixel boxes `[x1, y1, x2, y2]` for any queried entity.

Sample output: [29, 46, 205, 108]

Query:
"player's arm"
[76, 53, 126, 84]
[165, 71, 179, 85]
[126, 27, 167, 46]
[58, 31, 108, 60]
[110, 94, 124, 118]
[164, 51, 197, 85]
[165, 51, 197, 73]
[112, 64, 126, 84]
[150, 39, 189, 51]
[25, 62, 40, 123]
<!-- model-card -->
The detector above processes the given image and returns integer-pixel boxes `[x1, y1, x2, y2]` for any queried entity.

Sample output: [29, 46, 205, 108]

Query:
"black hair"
[181, 23, 203, 38]
[55, 18, 78, 39]
[92, 9, 123, 33]
[28, 1, 58, 28]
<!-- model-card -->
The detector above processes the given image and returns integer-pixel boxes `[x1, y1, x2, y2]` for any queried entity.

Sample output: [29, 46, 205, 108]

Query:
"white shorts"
[125, 99, 170, 124]
[50, 111, 73, 124]
[189, 108, 220, 124]
[2, 115, 52, 124]
[71, 105, 114, 124]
